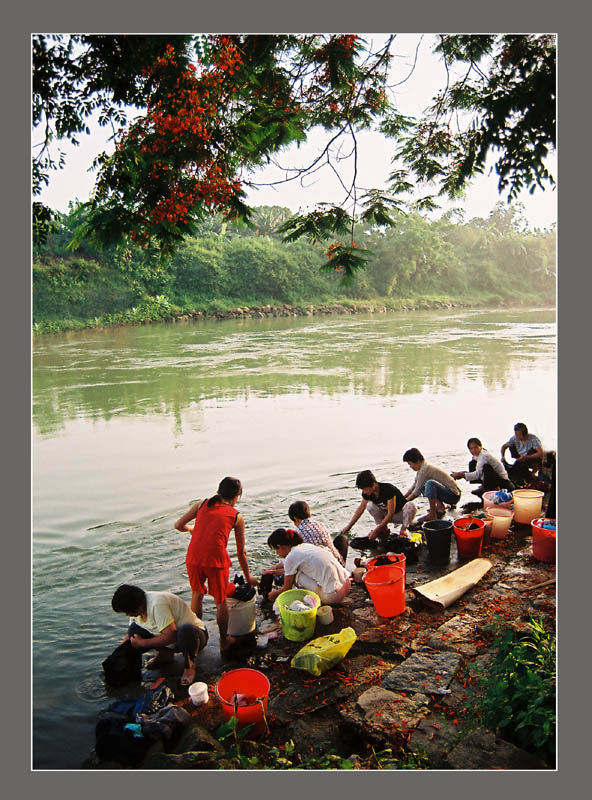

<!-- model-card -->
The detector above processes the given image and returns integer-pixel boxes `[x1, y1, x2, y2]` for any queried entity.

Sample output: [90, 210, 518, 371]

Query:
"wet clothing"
[283, 543, 350, 604]
[297, 518, 345, 566]
[406, 464, 461, 503]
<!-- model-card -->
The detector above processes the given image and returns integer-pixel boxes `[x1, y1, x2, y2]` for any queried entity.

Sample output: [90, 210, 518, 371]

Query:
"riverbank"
[84, 506, 556, 771]
[33, 294, 554, 335]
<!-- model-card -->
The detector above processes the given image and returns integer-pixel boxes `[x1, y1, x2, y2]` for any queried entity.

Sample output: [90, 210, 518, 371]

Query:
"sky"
[34, 34, 557, 231]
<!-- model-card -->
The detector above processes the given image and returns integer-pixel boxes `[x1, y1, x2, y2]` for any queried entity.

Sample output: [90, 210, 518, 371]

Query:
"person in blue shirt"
[500, 422, 544, 486]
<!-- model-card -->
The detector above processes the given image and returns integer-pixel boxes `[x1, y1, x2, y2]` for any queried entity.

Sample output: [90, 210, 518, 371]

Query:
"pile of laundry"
[288, 594, 317, 613]
[94, 678, 190, 766]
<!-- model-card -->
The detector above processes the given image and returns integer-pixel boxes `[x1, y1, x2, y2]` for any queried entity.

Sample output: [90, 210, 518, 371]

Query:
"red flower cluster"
[111, 38, 251, 239]
[325, 242, 343, 259]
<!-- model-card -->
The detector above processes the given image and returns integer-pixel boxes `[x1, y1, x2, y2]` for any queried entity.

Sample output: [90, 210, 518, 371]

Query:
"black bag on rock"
[94, 716, 150, 765]
[383, 535, 421, 564]
[102, 639, 142, 687]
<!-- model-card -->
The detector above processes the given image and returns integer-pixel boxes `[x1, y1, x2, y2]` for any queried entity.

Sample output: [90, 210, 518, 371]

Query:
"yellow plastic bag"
[290, 627, 357, 676]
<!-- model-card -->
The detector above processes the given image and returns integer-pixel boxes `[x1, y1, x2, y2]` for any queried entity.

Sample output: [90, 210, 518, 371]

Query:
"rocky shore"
[85, 506, 555, 771]
[146, 299, 474, 326]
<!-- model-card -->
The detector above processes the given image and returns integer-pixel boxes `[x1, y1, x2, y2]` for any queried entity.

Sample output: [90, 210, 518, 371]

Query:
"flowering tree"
[33, 33, 555, 281]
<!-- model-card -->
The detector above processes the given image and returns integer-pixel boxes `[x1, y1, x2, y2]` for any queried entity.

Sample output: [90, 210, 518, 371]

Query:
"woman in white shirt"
[266, 528, 351, 606]
[451, 437, 514, 498]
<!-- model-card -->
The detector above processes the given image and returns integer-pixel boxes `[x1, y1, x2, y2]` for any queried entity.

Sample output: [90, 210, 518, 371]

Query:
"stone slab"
[351, 606, 382, 625]
[381, 647, 462, 695]
[407, 712, 458, 763]
[339, 685, 431, 749]
[446, 727, 549, 770]
[360, 688, 430, 739]
[425, 614, 483, 657]
[170, 721, 225, 756]
[497, 562, 554, 592]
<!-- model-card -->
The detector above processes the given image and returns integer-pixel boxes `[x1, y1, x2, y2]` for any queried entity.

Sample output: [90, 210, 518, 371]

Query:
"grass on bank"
[32, 290, 553, 335]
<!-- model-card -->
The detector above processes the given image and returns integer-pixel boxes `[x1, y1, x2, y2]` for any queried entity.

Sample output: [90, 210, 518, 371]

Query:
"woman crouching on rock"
[266, 528, 351, 605]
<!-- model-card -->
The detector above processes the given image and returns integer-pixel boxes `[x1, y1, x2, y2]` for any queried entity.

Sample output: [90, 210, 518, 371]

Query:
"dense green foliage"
[33, 202, 555, 333]
[33, 34, 555, 276]
[471, 617, 556, 762]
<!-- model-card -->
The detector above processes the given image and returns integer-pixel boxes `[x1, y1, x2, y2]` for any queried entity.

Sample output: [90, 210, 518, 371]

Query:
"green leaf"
[216, 716, 239, 741]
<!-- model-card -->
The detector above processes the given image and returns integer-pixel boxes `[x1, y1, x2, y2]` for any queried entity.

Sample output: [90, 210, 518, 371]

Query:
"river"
[32, 307, 556, 768]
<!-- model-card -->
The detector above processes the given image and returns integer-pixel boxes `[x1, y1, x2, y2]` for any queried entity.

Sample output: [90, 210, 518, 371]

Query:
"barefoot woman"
[111, 584, 208, 686]
[175, 477, 258, 654]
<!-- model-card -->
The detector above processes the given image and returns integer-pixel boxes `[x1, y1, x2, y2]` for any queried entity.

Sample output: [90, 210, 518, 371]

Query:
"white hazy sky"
[35, 34, 557, 230]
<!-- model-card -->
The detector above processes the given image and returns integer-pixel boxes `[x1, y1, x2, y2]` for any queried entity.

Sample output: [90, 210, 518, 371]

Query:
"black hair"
[288, 500, 310, 522]
[112, 584, 146, 615]
[403, 448, 424, 464]
[514, 423, 528, 436]
[355, 470, 376, 489]
[207, 476, 242, 508]
[467, 437, 482, 449]
[267, 527, 303, 549]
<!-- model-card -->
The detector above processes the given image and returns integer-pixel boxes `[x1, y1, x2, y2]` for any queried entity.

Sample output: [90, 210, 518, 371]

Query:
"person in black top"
[340, 469, 417, 540]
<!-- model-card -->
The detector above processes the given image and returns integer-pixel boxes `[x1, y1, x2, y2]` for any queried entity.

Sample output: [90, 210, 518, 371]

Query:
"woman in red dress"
[175, 477, 258, 654]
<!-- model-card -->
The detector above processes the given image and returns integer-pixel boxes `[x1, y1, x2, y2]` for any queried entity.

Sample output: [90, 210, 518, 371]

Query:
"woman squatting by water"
[265, 527, 351, 605]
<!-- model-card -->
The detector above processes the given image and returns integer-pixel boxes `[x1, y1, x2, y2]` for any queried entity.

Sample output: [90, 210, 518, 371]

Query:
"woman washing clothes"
[451, 437, 515, 499]
[265, 528, 351, 606]
[340, 469, 416, 541]
[175, 476, 258, 658]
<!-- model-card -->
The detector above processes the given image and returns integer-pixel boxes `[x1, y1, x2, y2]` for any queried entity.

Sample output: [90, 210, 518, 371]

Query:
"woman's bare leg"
[216, 600, 236, 652]
[191, 591, 204, 617]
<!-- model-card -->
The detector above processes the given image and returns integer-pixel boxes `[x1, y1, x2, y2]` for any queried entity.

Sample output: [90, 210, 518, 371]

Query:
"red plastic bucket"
[363, 565, 405, 617]
[215, 668, 270, 735]
[453, 517, 484, 559]
[366, 553, 406, 573]
[531, 518, 556, 564]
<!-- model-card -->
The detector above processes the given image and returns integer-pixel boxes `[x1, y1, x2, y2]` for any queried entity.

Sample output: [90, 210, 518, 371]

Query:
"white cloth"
[464, 450, 509, 482]
[129, 591, 205, 648]
[289, 600, 311, 612]
[283, 543, 349, 598]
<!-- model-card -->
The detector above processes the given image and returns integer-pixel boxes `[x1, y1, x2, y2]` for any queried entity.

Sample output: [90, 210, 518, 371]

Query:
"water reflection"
[33, 309, 555, 436]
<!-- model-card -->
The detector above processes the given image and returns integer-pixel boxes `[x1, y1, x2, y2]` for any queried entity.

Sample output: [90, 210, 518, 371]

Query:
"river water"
[32, 307, 556, 768]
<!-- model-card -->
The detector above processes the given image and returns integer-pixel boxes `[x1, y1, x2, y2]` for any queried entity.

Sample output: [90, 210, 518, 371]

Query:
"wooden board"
[412, 558, 493, 610]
